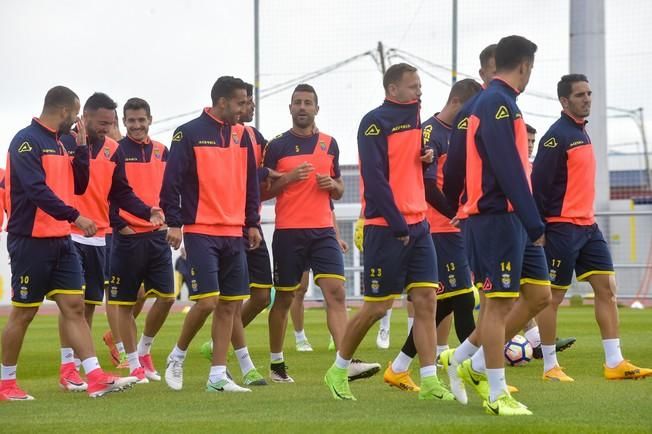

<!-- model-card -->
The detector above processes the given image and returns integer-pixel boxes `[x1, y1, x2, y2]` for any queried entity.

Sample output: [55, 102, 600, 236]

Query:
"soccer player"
[532, 74, 652, 381]
[0, 86, 137, 400]
[441, 36, 551, 416]
[324, 64, 454, 402]
[264, 84, 379, 383]
[58, 93, 164, 390]
[383, 78, 482, 393]
[108, 97, 176, 383]
[193, 81, 272, 385]
[161, 76, 263, 392]
[290, 210, 350, 352]
[238, 82, 279, 329]
[521, 123, 576, 359]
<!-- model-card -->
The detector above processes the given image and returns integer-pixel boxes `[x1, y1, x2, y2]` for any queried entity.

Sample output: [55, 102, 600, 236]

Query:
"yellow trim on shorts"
[107, 300, 138, 306]
[576, 270, 615, 282]
[145, 288, 178, 299]
[84, 300, 103, 306]
[519, 278, 551, 287]
[363, 294, 401, 302]
[46, 289, 83, 299]
[275, 284, 301, 292]
[189, 291, 219, 301]
[11, 301, 42, 308]
[551, 283, 571, 290]
[405, 282, 439, 292]
[219, 294, 250, 301]
[314, 273, 346, 284]
[437, 287, 474, 301]
[250, 283, 273, 289]
[484, 291, 520, 299]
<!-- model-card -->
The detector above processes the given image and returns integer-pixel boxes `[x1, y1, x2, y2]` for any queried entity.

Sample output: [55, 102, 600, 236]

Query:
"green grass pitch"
[0, 305, 651, 433]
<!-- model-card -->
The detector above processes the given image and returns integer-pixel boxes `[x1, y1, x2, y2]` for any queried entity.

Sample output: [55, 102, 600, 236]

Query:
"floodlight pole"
[452, 0, 458, 84]
[570, 0, 608, 210]
[254, 0, 261, 129]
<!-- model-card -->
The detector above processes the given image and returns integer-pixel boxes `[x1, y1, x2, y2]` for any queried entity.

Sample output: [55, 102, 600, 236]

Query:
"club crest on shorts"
[20, 287, 28, 299]
[448, 274, 457, 288]
[549, 269, 557, 282]
[370, 279, 380, 293]
[501, 273, 511, 289]
[110, 287, 118, 298]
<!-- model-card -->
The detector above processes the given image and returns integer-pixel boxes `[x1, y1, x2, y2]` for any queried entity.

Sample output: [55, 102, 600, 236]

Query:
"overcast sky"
[1, 0, 650, 166]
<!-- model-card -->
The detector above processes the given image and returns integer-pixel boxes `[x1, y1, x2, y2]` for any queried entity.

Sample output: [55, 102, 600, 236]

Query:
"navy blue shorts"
[431, 232, 473, 300]
[108, 230, 174, 305]
[104, 233, 113, 286]
[73, 242, 106, 305]
[544, 223, 614, 289]
[184, 233, 249, 300]
[246, 236, 273, 290]
[465, 213, 549, 298]
[272, 228, 345, 291]
[363, 220, 438, 301]
[8, 234, 83, 307]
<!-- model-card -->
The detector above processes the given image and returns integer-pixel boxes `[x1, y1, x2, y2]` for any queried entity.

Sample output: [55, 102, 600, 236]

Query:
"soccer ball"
[504, 335, 533, 367]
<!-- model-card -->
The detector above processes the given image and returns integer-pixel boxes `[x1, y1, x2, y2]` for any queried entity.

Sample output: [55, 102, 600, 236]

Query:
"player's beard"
[292, 113, 313, 129]
[58, 118, 75, 136]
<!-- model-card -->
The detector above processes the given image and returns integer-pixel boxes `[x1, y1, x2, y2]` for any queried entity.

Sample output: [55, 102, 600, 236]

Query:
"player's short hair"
[557, 74, 589, 99]
[447, 79, 483, 104]
[291, 84, 318, 105]
[245, 82, 254, 97]
[123, 97, 151, 117]
[526, 123, 537, 134]
[479, 44, 497, 68]
[211, 76, 247, 105]
[495, 36, 537, 71]
[383, 63, 417, 92]
[84, 92, 117, 113]
[43, 86, 78, 111]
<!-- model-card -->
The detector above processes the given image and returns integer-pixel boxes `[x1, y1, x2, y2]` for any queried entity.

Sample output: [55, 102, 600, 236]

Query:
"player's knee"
[195, 297, 218, 314]
[410, 289, 436, 309]
[157, 296, 175, 306]
[365, 301, 392, 321]
[10, 308, 38, 327]
[251, 290, 271, 308]
[61, 298, 85, 319]
[273, 291, 295, 309]
[535, 290, 552, 312]
[595, 283, 617, 303]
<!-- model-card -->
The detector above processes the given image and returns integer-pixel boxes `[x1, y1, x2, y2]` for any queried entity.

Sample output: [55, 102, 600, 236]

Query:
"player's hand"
[267, 168, 283, 180]
[450, 216, 460, 227]
[316, 173, 336, 191]
[397, 235, 409, 246]
[75, 116, 87, 145]
[119, 226, 137, 235]
[287, 162, 314, 182]
[108, 117, 123, 141]
[149, 206, 165, 226]
[533, 234, 546, 247]
[420, 148, 434, 164]
[247, 227, 262, 250]
[338, 238, 349, 253]
[354, 218, 364, 252]
[167, 227, 182, 249]
[74, 215, 97, 237]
